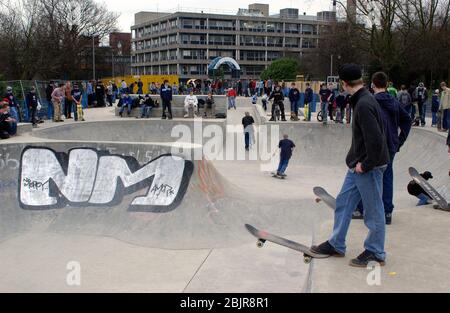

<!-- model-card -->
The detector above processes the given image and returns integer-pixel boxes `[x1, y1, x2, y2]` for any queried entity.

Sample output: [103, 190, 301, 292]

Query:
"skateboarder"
[274, 135, 295, 177]
[311, 64, 390, 268]
[408, 171, 434, 206]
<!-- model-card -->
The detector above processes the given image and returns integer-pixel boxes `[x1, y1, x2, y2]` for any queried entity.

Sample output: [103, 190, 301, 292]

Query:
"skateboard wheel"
[304, 256, 312, 264]
[257, 240, 266, 248]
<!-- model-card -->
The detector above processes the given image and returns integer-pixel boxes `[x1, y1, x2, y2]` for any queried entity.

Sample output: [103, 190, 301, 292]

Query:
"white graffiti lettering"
[19, 147, 193, 212]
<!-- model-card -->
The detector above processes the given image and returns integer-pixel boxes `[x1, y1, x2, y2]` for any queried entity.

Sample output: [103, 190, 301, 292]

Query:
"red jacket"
[227, 89, 237, 97]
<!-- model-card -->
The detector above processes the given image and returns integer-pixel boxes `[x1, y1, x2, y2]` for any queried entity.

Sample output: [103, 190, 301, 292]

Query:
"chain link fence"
[0, 80, 90, 122]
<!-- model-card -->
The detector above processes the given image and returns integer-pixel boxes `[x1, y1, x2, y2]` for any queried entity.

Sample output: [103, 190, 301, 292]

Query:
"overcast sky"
[98, 0, 333, 32]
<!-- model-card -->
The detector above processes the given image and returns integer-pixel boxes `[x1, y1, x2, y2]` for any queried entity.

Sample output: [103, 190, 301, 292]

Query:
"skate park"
[0, 98, 449, 293]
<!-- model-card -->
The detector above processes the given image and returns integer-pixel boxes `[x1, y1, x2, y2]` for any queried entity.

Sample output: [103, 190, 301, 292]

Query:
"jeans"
[330, 168, 387, 261]
[443, 109, 450, 130]
[228, 97, 236, 110]
[418, 101, 426, 125]
[47, 100, 54, 120]
[321, 101, 329, 123]
[383, 152, 396, 214]
[162, 100, 172, 118]
[140, 105, 152, 118]
[245, 132, 250, 150]
[432, 111, 438, 126]
[277, 158, 290, 175]
[9, 107, 19, 122]
[119, 102, 132, 115]
[290, 100, 299, 116]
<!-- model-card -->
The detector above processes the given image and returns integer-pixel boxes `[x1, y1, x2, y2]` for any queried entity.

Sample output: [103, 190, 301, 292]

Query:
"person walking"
[355, 72, 412, 225]
[289, 83, 301, 121]
[242, 112, 255, 151]
[311, 64, 390, 268]
[160, 80, 173, 120]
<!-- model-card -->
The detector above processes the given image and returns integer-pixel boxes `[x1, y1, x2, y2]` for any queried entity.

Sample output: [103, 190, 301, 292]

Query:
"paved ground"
[0, 98, 449, 293]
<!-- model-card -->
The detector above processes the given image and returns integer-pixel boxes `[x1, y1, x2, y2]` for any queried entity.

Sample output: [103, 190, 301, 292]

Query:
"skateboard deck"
[313, 187, 336, 210]
[245, 224, 330, 264]
[409, 167, 449, 211]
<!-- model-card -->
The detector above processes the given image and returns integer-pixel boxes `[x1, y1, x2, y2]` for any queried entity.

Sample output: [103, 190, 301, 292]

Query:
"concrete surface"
[0, 98, 449, 293]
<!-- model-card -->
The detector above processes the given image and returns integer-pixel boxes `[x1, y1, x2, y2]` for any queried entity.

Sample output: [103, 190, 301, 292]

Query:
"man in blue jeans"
[275, 135, 295, 177]
[354, 72, 412, 225]
[311, 64, 390, 268]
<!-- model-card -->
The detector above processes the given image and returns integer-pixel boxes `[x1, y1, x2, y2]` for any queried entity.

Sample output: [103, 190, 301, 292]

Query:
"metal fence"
[0, 80, 90, 122]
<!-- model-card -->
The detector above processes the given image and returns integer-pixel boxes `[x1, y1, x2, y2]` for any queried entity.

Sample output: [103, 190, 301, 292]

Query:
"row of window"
[134, 35, 317, 51]
[132, 64, 265, 76]
[135, 19, 318, 38]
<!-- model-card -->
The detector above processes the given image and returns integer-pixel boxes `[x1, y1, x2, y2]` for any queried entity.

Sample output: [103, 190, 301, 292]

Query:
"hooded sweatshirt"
[375, 92, 412, 154]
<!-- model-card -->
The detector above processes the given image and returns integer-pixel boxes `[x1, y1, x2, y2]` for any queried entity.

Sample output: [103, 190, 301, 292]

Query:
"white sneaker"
[184, 114, 189, 118]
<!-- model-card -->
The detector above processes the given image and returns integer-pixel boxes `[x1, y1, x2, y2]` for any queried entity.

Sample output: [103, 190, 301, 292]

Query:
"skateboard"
[409, 167, 449, 211]
[245, 224, 330, 264]
[313, 187, 336, 210]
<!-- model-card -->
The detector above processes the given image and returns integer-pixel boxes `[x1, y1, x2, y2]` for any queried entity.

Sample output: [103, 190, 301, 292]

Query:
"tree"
[261, 58, 300, 81]
[0, 0, 119, 80]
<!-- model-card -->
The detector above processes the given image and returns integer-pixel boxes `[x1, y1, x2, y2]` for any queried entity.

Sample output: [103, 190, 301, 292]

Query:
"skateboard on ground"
[245, 224, 330, 264]
[409, 167, 450, 211]
[313, 187, 336, 210]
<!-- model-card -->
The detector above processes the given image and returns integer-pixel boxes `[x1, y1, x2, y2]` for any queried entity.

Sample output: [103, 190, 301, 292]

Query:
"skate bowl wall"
[0, 141, 320, 250]
[274, 123, 449, 192]
[32, 119, 227, 144]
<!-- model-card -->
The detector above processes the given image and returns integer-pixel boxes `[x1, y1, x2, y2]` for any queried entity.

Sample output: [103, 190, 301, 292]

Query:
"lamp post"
[92, 34, 96, 81]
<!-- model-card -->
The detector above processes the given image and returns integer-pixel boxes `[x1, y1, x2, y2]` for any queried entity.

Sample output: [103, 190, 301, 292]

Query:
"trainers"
[310, 241, 345, 257]
[385, 213, 392, 225]
[352, 211, 364, 220]
[269, 118, 275, 122]
[349, 250, 386, 268]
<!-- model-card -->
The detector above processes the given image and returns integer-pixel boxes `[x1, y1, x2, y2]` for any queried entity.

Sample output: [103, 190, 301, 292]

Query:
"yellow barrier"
[102, 75, 180, 94]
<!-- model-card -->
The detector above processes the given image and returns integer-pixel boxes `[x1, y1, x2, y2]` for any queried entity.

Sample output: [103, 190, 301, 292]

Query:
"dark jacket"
[5, 92, 18, 108]
[242, 116, 255, 129]
[336, 93, 350, 109]
[46, 85, 54, 101]
[304, 88, 313, 103]
[269, 90, 284, 103]
[160, 86, 173, 102]
[346, 88, 390, 172]
[289, 88, 300, 102]
[375, 92, 412, 154]
[26, 92, 38, 109]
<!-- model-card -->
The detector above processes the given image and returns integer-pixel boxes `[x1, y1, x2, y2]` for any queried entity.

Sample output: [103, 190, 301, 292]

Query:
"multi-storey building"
[131, 4, 335, 82]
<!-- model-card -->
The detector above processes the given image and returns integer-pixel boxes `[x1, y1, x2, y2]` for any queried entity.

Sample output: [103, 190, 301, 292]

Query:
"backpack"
[400, 92, 410, 106]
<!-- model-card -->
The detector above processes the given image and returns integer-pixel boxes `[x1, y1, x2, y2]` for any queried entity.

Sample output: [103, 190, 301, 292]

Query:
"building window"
[302, 38, 316, 48]
[285, 38, 299, 48]
[240, 21, 265, 32]
[267, 37, 283, 47]
[285, 23, 299, 34]
[240, 35, 265, 46]
[267, 22, 283, 33]
[302, 24, 315, 35]
[209, 20, 235, 31]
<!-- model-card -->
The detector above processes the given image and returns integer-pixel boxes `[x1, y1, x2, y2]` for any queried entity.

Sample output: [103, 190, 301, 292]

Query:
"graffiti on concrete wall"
[18, 147, 193, 212]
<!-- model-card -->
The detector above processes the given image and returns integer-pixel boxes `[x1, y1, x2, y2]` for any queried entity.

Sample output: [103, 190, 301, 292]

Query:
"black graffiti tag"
[150, 184, 175, 199]
[23, 178, 50, 191]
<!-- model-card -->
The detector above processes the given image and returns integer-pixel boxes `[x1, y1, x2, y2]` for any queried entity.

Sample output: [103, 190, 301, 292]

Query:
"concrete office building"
[131, 4, 335, 82]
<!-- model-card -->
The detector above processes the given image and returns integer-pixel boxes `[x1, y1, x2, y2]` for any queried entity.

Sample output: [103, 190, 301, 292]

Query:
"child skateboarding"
[273, 134, 295, 178]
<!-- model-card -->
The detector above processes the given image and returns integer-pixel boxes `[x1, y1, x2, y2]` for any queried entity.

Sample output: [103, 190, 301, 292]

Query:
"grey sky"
[98, 0, 333, 32]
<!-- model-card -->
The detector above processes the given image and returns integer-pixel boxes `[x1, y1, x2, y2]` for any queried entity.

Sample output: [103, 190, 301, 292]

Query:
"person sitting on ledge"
[0, 101, 17, 139]
[119, 93, 133, 117]
[138, 94, 154, 119]
[184, 90, 199, 118]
